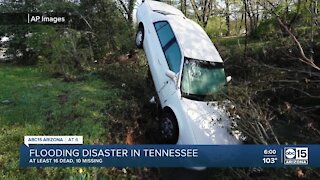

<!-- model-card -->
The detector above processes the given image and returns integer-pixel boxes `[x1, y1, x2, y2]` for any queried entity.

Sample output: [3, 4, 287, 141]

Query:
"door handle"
[158, 81, 168, 94]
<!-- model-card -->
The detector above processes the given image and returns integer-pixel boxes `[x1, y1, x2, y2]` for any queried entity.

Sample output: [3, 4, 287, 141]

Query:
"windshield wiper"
[181, 93, 206, 101]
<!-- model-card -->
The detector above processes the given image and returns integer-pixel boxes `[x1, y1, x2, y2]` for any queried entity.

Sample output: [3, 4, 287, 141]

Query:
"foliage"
[0, 25, 39, 65]
[27, 26, 93, 80]
[78, 0, 135, 58]
[205, 16, 227, 38]
[1, 0, 320, 179]
[0, 0, 135, 74]
[0, 0, 78, 65]
[216, 36, 320, 145]
[251, 18, 277, 39]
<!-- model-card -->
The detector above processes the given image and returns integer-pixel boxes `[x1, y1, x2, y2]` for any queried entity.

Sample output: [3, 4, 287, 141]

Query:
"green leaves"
[0, 0, 134, 76]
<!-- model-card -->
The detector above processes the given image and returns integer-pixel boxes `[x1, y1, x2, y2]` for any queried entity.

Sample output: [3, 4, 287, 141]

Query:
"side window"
[154, 21, 182, 73]
[154, 22, 174, 47]
[165, 42, 181, 73]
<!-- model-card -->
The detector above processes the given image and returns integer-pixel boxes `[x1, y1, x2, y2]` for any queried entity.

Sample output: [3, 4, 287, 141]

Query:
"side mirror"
[165, 70, 177, 82]
[226, 76, 232, 83]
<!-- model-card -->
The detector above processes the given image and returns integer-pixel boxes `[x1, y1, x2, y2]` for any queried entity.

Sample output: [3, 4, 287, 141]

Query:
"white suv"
[136, 0, 240, 145]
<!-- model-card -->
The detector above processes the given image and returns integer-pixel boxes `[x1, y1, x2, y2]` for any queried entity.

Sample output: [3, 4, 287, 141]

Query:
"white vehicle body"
[136, 0, 240, 145]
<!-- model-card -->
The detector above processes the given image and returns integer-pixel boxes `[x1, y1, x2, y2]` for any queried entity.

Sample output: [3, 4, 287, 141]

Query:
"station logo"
[284, 147, 308, 165]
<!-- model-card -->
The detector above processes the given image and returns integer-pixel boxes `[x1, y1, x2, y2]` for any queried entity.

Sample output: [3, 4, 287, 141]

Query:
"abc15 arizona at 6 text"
[284, 147, 308, 165]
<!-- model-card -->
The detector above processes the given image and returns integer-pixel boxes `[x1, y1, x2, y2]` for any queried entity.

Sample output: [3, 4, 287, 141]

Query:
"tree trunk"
[190, 0, 202, 22]
[243, 0, 248, 59]
[225, 0, 230, 36]
[246, 0, 253, 34]
[127, 0, 135, 24]
[117, 0, 136, 25]
[239, 12, 244, 35]
[180, 0, 186, 15]
[191, 0, 212, 27]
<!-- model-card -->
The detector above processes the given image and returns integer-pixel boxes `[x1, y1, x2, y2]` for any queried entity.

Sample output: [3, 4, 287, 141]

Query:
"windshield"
[181, 58, 226, 100]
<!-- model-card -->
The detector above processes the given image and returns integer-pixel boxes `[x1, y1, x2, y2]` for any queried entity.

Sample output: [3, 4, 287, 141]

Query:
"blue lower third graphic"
[20, 145, 320, 167]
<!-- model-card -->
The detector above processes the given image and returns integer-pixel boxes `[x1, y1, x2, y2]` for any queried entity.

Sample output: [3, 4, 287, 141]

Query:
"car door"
[142, 18, 167, 94]
[153, 21, 183, 105]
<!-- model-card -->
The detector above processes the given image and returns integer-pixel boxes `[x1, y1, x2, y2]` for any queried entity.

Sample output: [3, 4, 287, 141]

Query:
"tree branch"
[261, 1, 320, 71]
[190, 0, 202, 22]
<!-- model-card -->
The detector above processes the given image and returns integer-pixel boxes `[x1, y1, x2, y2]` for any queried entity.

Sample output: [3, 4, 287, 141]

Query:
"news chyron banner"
[20, 136, 320, 167]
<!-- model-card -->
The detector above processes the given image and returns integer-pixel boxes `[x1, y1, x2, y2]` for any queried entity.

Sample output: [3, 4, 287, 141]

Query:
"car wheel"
[135, 26, 144, 49]
[160, 111, 179, 144]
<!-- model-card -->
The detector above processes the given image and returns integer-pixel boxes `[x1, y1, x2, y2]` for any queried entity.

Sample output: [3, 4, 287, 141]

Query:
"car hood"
[168, 16, 223, 63]
[181, 97, 240, 144]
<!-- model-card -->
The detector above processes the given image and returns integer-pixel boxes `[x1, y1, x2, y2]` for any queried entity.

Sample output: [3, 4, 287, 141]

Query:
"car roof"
[167, 16, 223, 63]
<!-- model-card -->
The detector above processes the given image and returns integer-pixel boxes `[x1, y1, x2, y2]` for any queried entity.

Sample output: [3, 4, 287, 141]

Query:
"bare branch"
[190, 0, 202, 22]
[117, 0, 129, 15]
[260, 1, 320, 71]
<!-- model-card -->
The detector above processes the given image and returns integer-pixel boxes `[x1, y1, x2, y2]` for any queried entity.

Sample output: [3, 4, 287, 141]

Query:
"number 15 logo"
[295, 147, 308, 160]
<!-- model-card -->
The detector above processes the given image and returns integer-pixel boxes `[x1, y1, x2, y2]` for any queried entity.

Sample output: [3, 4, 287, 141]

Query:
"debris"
[79, 168, 83, 174]
[1, 99, 11, 105]
[57, 92, 69, 104]
[295, 167, 304, 178]
[35, 83, 44, 87]
[122, 168, 127, 174]
[149, 96, 156, 104]
[125, 128, 134, 145]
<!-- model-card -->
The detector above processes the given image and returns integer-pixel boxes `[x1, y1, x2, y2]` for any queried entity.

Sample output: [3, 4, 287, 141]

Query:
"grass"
[0, 57, 160, 179]
[213, 36, 247, 47]
[0, 64, 144, 179]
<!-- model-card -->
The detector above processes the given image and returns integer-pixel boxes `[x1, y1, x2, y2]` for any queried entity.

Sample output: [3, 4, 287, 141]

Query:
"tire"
[135, 26, 144, 49]
[160, 111, 179, 144]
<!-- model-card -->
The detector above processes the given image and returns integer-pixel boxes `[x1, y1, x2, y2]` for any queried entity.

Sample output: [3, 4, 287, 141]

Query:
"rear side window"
[154, 21, 182, 73]
[154, 22, 174, 47]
